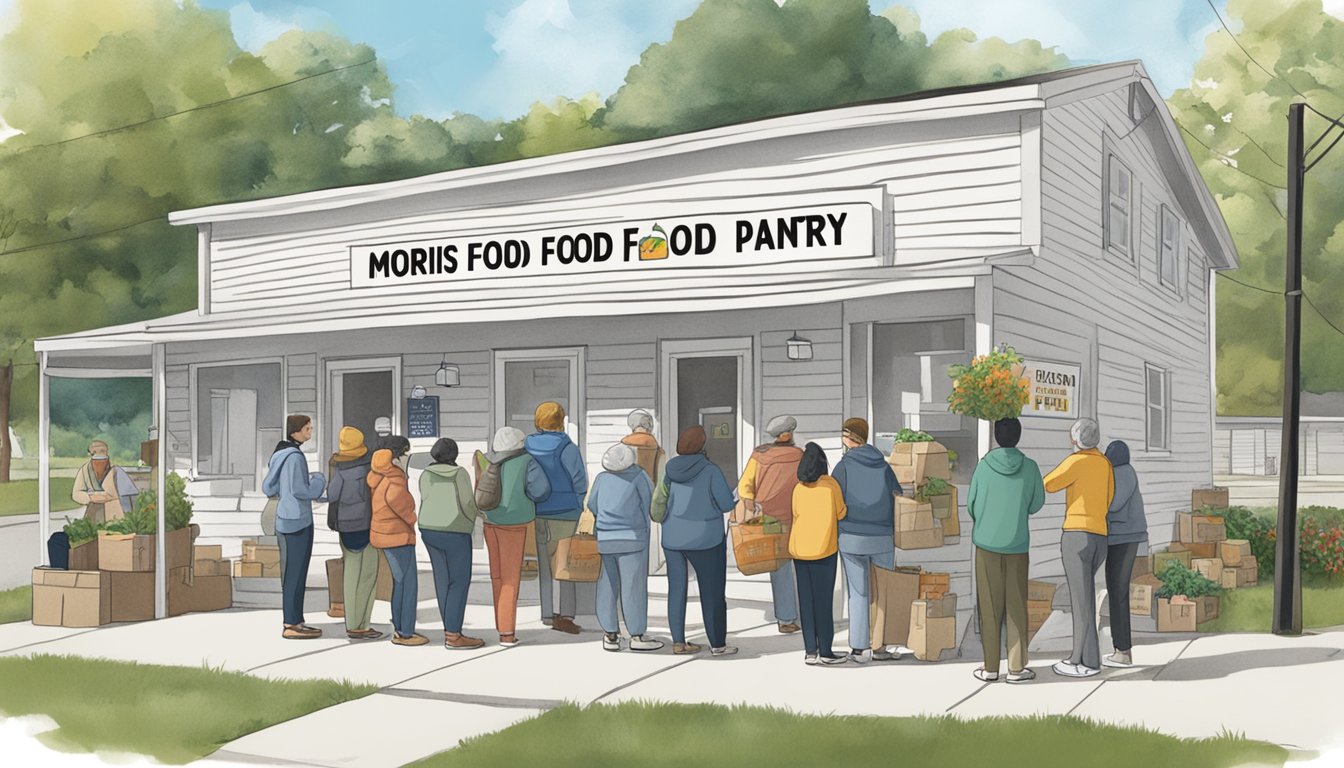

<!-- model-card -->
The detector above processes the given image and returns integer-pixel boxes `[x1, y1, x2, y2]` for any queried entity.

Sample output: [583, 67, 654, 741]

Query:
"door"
[327, 358, 401, 457]
[493, 348, 585, 445]
[661, 339, 754, 485]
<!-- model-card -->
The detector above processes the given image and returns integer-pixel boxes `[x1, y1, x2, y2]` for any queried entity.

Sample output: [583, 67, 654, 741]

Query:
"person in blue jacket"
[525, 401, 588, 634]
[262, 414, 326, 640]
[653, 425, 738, 657]
[832, 417, 902, 663]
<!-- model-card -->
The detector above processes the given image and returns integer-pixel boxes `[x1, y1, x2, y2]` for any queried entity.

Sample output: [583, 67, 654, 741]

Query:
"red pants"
[484, 522, 528, 635]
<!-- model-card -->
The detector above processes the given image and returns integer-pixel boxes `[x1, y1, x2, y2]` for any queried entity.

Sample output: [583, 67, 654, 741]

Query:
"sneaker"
[819, 653, 848, 665]
[872, 648, 896, 661]
[444, 632, 485, 650]
[630, 635, 665, 652]
[552, 616, 583, 635]
[1102, 651, 1133, 668]
[1052, 660, 1100, 678]
[804, 653, 819, 665]
[602, 633, 622, 652]
[346, 628, 384, 640]
[778, 623, 801, 634]
[849, 649, 873, 665]
[392, 633, 430, 647]
[973, 668, 1001, 682]
[282, 624, 322, 640]
[673, 642, 704, 655]
[710, 645, 739, 657]
[498, 634, 520, 647]
[1006, 668, 1037, 684]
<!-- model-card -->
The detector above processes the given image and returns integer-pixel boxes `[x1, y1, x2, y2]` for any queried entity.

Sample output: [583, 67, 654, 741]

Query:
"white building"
[35, 61, 1236, 640]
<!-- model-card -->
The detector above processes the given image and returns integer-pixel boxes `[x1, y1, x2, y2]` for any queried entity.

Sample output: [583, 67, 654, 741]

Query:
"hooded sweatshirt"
[1104, 442, 1148, 545]
[525, 431, 588, 519]
[659, 453, 736, 551]
[738, 442, 803, 525]
[1044, 448, 1114, 536]
[587, 445, 655, 554]
[368, 449, 416, 548]
[418, 463, 478, 535]
[967, 447, 1046, 555]
[833, 444, 902, 538]
[262, 443, 325, 534]
[478, 428, 551, 527]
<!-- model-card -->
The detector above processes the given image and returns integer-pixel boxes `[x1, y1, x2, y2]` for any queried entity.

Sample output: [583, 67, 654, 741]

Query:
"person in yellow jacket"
[1043, 417, 1114, 678]
[788, 442, 848, 666]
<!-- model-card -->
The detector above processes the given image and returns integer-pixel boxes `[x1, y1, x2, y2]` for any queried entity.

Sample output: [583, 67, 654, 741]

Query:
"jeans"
[341, 540, 379, 632]
[422, 529, 473, 634]
[381, 544, 418, 637]
[534, 517, 579, 618]
[597, 548, 650, 636]
[1061, 531, 1108, 669]
[769, 559, 799, 624]
[838, 541, 895, 650]
[664, 542, 728, 647]
[484, 522, 528, 635]
[974, 548, 1030, 674]
[1105, 541, 1142, 652]
[277, 525, 314, 626]
[794, 554, 838, 656]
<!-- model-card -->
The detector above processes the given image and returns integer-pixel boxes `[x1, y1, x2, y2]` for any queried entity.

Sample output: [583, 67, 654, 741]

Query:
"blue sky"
[4, 0, 1343, 121]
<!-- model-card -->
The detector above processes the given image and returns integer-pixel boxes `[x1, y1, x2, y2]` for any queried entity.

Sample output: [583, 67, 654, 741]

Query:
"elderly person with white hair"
[1043, 417, 1115, 678]
[622, 409, 669, 570]
[737, 414, 803, 634]
[581, 443, 662, 652]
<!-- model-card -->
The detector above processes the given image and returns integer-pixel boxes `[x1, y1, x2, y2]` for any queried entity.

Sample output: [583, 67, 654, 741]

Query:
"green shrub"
[915, 476, 951, 502]
[62, 517, 100, 547]
[1156, 562, 1221, 599]
[894, 428, 934, 443]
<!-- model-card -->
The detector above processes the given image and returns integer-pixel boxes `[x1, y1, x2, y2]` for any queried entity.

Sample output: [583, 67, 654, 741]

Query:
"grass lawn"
[1200, 581, 1344, 633]
[0, 654, 376, 764]
[0, 477, 79, 517]
[405, 702, 1291, 768]
[0, 586, 32, 624]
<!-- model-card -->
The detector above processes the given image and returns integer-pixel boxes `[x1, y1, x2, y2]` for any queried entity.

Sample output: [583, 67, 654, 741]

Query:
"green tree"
[1168, 0, 1344, 414]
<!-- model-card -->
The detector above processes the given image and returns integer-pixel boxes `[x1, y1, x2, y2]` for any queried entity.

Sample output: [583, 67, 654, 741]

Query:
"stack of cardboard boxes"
[1026, 579, 1058, 641]
[168, 544, 234, 616]
[888, 439, 959, 549]
[869, 565, 958, 662]
[234, 538, 281, 579]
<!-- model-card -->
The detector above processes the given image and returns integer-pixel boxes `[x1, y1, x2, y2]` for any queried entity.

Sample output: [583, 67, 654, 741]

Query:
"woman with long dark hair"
[262, 414, 326, 640]
[789, 442, 847, 665]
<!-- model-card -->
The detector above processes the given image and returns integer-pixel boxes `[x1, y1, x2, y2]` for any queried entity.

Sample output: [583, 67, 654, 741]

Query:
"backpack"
[474, 449, 525, 512]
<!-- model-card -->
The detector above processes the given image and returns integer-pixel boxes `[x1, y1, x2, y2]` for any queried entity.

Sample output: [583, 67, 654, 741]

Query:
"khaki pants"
[341, 542, 379, 633]
[975, 547, 1029, 675]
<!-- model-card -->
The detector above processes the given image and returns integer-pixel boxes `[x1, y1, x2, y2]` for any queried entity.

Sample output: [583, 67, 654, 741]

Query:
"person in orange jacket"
[789, 442, 848, 666]
[369, 436, 427, 646]
[738, 414, 803, 633]
[1043, 418, 1114, 678]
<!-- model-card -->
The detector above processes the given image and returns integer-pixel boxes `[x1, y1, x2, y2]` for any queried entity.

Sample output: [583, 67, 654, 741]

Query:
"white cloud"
[1324, 0, 1344, 19]
[0, 115, 22, 143]
[227, 2, 299, 52]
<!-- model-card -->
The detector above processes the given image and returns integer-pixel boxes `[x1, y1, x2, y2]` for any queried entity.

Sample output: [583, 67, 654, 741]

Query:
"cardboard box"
[909, 600, 957, 661]
[1191, 486, 1229, 511]
[1155, 597, 1197, 632]
[1027, 580, 1058, 604]
[168, 573, 232, 616]
[1129, 574, 1162, 616]
[925, 593, 957, 619]
[896, 524, 943, 550]
[937, 487, 961, 541]
[869, 564, 922, 650]
[1132, 555, 1152, 578]
[193, 559, 231, 577]
[1027, 599, 1053, 632]
[1178, 512, 1227, 544]
[98, 532, 155, 572]
[234, 561, 264, 578]
[1219, 539, 1253, 567]
[1192, 558, 1224, 582]
[1194, 595, 1220, 623]
[888, 440, 951, 485]
[242, 541, 281, 568]
[105, 570, 155, 623]
[31, 568, 110, 627]
[894, 465, 918, 488]
[1152, 548, 1193, 577]
[262, 563, 282, 578]
[68, 539, 99, 571]
[166, 526, 195, 570]
[194, 544, 223, 561]
[927, 487, 956, 519]
[1172, 541, 1218, 559]
[1222, 562, 1258, 589]
[376, 549, 393, 601]
[896, 497, 936, 532]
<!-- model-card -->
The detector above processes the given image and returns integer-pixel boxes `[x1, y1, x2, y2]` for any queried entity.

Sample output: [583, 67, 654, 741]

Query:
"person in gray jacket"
[583, 443, 663, 653]
[1102, 440, 1147, 668]
[326, 426, 382, 640]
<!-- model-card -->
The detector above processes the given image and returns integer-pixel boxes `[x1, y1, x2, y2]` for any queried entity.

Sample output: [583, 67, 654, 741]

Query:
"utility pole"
[1274, 103, 1305, 636]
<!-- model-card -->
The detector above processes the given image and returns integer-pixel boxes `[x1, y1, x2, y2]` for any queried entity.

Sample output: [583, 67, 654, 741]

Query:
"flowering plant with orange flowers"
[946, 344, 1030, 421]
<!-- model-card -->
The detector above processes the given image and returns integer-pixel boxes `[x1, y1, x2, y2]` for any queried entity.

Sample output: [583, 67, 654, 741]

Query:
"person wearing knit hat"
[737, 414, 803, 634]
[71, 439, 139, 525]
[582, 443, 663, 652]
[525, 402, 590, 634]
[326, 426, 382, 640]
[832, 417, 902, 663]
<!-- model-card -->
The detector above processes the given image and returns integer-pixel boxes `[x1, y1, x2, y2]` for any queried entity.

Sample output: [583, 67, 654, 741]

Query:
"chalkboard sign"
[407, 396, 440, 439]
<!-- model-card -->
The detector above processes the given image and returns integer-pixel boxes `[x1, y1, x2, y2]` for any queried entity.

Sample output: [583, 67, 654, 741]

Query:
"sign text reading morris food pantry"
[350, 203, 874, 288]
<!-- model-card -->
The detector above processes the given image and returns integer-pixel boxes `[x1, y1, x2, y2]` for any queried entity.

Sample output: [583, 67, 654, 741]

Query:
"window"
[1105, 154, 1132, 259]
[1145, 364, 1170, 452]
[193, 362, 283, 483]
[1159, 205, 1181, 291]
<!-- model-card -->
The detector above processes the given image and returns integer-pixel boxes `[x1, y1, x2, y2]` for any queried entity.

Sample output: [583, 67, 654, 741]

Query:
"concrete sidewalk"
[2, 579, 1342, 768]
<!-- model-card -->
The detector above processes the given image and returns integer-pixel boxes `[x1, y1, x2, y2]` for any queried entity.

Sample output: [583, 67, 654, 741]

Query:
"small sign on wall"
[1022, 360, 1080, 419]
[407, 396, 440, 439]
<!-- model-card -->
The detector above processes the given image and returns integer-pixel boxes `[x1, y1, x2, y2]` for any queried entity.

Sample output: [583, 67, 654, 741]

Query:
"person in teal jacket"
[967, 417, 1045, 684]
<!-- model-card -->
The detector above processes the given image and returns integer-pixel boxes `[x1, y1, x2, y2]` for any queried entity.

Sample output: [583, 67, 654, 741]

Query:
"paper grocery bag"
[869, 564, 922, 650]
[552, 533, 601, 582]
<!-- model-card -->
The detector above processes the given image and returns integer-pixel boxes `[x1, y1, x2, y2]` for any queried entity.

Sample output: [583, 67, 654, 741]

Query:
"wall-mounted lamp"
[786, 332, 813, 361]
[436, 355, 460, 387]
[410, 384, 428, 399]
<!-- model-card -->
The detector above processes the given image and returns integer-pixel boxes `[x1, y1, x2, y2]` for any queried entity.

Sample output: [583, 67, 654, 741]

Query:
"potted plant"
[1156, 561, 1222, 624]
[63, 517, 102, 570]
[946, 344, 1030, 422]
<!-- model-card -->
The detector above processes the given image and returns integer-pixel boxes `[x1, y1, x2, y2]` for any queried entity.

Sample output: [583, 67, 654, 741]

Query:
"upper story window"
[1159, 204, 1181, 291]
[1105, 154, 1133, 260]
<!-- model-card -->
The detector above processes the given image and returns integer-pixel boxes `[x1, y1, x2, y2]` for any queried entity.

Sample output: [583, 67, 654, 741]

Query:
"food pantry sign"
[1022, 360, 1081, 419]
[349, 202, 874, 288]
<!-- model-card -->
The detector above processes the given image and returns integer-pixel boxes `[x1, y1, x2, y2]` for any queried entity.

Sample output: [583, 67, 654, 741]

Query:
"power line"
[1304, 291, 1344, 338]
[2, 58, 377, 158]
[1178, 122, 1288, 190]
[1217, 272, 1280, 294]
[1205, 0, 1315, 108]
[0, 215, 163, 257]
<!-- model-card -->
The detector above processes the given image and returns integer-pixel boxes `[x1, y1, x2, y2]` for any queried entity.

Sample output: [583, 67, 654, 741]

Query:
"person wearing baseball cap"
[71, 439, 139, 524]
[737, 414, 803, 634]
